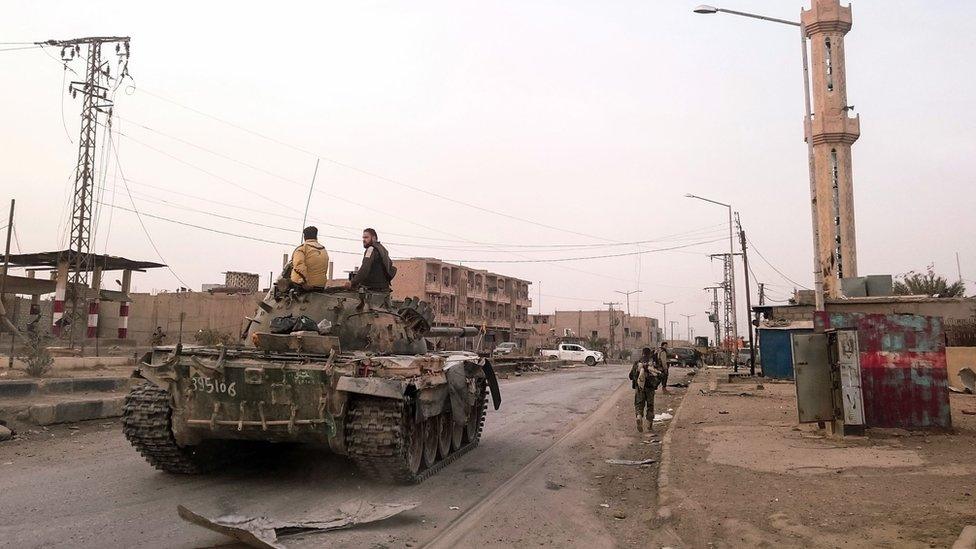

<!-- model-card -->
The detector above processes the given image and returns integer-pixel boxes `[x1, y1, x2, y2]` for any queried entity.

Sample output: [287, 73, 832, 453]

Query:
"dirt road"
[0, 364, 658, 548]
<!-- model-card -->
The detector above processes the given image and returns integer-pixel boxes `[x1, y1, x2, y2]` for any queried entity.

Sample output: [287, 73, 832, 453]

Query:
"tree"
[586, 335, 608, 353]
[894, 266, 966, 297]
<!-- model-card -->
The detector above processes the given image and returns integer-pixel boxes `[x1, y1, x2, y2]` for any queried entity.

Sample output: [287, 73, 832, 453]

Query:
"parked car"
[668, 346, 702, 367]
[735, 348, 760, 367]
[540, 343, 604, 366]
[492, 342, 519, 356]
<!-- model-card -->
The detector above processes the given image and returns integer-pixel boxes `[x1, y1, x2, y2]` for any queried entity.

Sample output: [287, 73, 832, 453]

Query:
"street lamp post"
[681, 313, 695, 342]
[684, 193, 737, 343]
[693, 4, 825, 311]
[614, 289, 641, 316]
[655, 300, 673, 344]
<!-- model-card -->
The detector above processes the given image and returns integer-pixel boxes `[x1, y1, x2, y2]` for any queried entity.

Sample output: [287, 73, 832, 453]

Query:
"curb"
[655, 370, 701, 522]
[0, 377, 133, 398]
[26, 396, 126, 426]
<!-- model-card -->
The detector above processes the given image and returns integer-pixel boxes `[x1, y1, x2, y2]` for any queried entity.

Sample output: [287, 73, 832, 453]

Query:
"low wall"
[2, 292, 260, 346]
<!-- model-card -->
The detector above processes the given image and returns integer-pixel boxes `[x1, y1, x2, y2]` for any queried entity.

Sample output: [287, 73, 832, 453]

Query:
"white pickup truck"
[540, 343, 605, 366]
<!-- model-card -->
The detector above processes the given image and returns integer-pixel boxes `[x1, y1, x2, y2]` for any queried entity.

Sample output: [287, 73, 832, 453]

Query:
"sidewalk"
[657, 370, 976, 548]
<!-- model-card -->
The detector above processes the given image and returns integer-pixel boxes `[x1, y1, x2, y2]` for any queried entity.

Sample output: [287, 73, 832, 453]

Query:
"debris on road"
[652, 412, 673, 422]
[177, 500, 419, 549]
[449, 506, 460, 510]
[605, 458, 656, 466]
[0, 425, 13, 442]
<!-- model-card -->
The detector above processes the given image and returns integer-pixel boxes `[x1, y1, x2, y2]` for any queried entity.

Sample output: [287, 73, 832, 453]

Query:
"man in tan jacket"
[290, 226, 329, 289]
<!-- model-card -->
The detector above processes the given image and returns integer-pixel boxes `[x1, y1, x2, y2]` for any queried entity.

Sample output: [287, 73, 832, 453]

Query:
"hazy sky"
[2, 0, 974, 340]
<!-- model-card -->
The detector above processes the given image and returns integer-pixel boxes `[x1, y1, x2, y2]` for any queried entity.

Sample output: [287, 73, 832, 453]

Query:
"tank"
[121, 285, 500, 483]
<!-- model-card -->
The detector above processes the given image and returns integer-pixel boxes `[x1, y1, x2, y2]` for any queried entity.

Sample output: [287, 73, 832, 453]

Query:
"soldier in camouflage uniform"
[629, 347, 662, 432]
[657, 341, 671, 394]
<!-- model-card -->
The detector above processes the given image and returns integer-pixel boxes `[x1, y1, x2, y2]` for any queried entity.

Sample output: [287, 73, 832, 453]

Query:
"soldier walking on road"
[629, 347, 662, 433]
[657, 341, 671, 394]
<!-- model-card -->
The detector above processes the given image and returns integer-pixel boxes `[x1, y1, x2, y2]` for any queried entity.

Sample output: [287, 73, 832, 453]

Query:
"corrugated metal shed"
[758, 321, 813, 379]
[815, 312, 951, 429]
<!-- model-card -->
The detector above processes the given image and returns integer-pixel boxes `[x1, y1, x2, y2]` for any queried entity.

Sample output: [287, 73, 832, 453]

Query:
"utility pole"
[669, 320, 679, 343]
[758, 283, 766, 306]
[603, 302, 620, 359]
[681, 313, 695, 342]
[710, 253, 740, 369]
[40, 36, 131, 345]
[704, 285, 722, 357]
[1, 200, 14, 367]
[736, 213, 756, 376]
[655, 300, 673, 343]
[614, 289, 641, 316]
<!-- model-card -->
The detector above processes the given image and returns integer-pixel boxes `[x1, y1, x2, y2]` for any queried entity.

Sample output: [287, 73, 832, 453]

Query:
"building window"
[824, 37, 834, 92]
[591, 330, 598, 338]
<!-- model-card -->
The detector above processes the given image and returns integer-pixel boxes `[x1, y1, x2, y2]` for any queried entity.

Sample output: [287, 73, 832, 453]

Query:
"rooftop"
[5, 250, 164, 272]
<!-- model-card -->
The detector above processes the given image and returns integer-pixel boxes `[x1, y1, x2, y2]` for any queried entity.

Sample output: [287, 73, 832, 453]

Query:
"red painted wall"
[815, 312, 951, 429]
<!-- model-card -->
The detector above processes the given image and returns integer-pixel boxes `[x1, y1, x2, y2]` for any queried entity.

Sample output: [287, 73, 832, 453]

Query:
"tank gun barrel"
[426, 326, 480, 337]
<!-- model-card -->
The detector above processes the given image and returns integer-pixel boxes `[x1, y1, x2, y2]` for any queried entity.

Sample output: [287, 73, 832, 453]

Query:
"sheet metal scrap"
[177, 500, 419, 549]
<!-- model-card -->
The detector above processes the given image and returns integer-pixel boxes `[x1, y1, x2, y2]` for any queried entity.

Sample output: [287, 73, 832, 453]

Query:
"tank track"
[122, 384, 216, 474]
[346, 383, 488, 484]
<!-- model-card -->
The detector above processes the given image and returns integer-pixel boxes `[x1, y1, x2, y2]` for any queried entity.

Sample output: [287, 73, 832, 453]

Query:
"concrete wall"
[763, 299, 976, 324]
[3, 292, 259, 345]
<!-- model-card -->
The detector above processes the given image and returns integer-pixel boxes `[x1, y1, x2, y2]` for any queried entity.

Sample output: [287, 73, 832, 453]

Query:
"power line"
[744, 234, 811, 290]
[102, 203, 361, 255]
[99, 122, 731, 251]
[440, 237, 726, 264]
[0, 45, 44, 52]
[103, 188, 728, 253]
[133, 87, 620, 243]
[109, 139, 190, 287]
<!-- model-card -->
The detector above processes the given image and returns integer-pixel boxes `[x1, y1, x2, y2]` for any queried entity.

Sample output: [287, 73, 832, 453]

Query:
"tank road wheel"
[346, 396, 426, 483]
[121, 384, 220, 474]
[463, 382, 488, 444]
[450, 412, 464, 451]
[405, 418, 424, 475]
[436, 412, 453, 459]
[422, 417, 439, 468]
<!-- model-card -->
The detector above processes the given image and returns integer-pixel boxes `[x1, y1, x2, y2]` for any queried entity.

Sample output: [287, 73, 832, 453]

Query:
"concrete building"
[527, 310, 662, 358]
[390, 258, 532, 349]
[804, 0, 861, 298]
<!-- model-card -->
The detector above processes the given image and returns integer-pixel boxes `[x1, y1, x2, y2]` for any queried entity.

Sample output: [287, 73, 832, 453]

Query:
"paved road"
[0, 365, 629, 548]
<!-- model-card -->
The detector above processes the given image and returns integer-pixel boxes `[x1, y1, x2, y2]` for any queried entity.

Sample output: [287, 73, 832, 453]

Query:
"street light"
[681, 313, 695, 342]
[684, 193, 737, 344]
[614, 289, 641, 316]
[693, 4, 825, 311]
[655, 300, 673, 344]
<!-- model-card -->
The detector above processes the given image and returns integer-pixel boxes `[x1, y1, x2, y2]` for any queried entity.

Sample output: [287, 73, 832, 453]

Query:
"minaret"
[803, 0, 860, 298]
